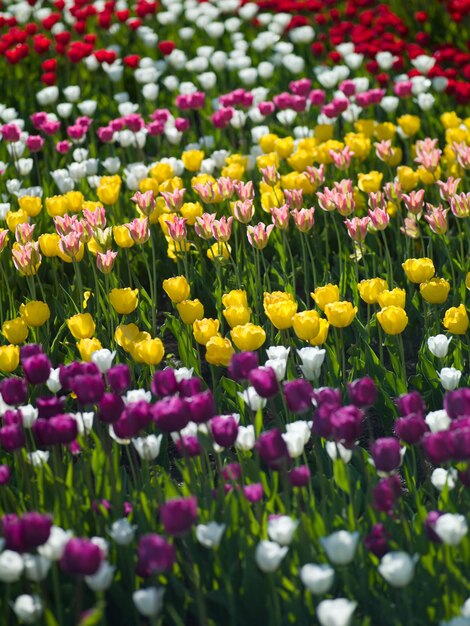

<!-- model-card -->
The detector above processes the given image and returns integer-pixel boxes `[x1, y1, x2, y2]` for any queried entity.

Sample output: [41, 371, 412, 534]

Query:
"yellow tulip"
[6, 209, 28, 232]
[67, 313, 96, 339]
[274, 136, 294, 159]
[207, 242, 231, 262]
[109, 288, 139, 315]
[259, 134, 279, 153]
[402, 258, 435, 283]
[311, 284, 340, 312]
[377, 306, 409, 335]
[230, 323, 266, 351]
[205, 336, 234, 367]
[77, 337, 102, 362]
[398, 115, 421, 137]
[223, 306, 251, 329]
[176, 299, 204, 325]
[419, 278, 450, 304]
[182, 150, 205, 172]
[263, 291, 294, 309]
[324, 301, 357, 328]
[2, 318, 28, 344]
[193, 318, 220, 345]
[180, 202, 203, 226]
[357, 171, 383, 193]
[114, 323, 140, 351]
[136, 338, 165, 366]
[0, 345, 20, 372]
[396, 166, 419, 192]
[443, 304, 469, 335]
[162, 276, 190, 303]
[265, 300, 298, 330]
[222, 290, 248, 308]
[113, 225, 135, 248]
[18, 196, 42, 217]
[292, 311, 321, 341]
[377, 289, 406, 309]
[19, 301, 50, 327]
[358, 278, 388, 305]
[309, 318, 330, 346]
[150, 162, 174, 183]
[38, 233, 60, 257]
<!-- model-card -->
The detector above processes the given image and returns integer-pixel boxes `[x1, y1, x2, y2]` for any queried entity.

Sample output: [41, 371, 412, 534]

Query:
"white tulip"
[235, 425, 255, 451]
[23, 554, 51, 582]
[63, 86, 80, 102]
[439, 367, 462, 391]
[132, 435, 163, 461]
[91, 349, 116, 373]
[26, 450, 50, 467]
[411, 54, 436, 74]
[376, 52, 397, 70]
[325, 442, 353, 464]
[46, 368, 61, 393]
[133, 588, 165, 617]
[417, 93, 435, 111]
[425, 410, 451, 433]
[38, 526, 73, 561]
[57, 103, 73, 118]
[435, 514, 468, 546]
[36, 86, 59, 105]
[255, 541, 288, 573]
[196, 522, 226, 549]
[378, 551, 417, 587]
[428, 335, 452, 358]
[85, 561, 115, 592]
[17, 158, 33, 176]
[431, 468, 457, 492]
[336, 43, 355, 56]
[0, 550, 24, 582]
[461, 597, 470, 617]
[109, 519, 136, 546]
[13, 595, 43, 624]
[124, 389, 152, 404]
[300, 563, 335, 595]
[320, 531, 359, 565]
[380, 96, 399, 113]
[433, 77, 448, 92]
[297, 347, 326, 381]
[317, 598, 357, 626]
[268, 516, 299, 546]
[19, 404, 38, 429]
[0, 202, 10, 219]
[238, 387, 267, 411]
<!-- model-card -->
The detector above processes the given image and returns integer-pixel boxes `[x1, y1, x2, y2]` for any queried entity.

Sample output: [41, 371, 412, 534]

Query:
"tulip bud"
[60, 538, 103, 576]
[160, 497, 197, 536]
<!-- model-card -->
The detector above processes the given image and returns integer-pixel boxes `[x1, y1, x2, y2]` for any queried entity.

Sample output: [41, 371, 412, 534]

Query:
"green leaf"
[333, 459, 350, 494]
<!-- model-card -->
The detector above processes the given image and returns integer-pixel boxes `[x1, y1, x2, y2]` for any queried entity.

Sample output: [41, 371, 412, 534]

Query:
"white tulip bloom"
[255, 541, 288, 573]
[300, 563, 335, 595]
[378, 551, 417, 587]
[320, 531, 359, 565]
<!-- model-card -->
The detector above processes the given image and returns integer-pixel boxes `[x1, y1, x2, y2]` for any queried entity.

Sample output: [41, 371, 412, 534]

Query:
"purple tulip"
[228, 352, 259, 382]
[2, 512, 52, 552]
[313, 387, 342, 408]
[3, 410, 22, 426]
[20, 344, 43, 361]
[348, 377, 377, 408]
[283, 379, 313, 414]
[160, 497, 197, 536]
[71, 374, 105, 405]
[256, 428, 289, 470]
[330, 405, 364, 448]
[2, 514, 25, 552]
[152, 396, 190, 433]
[186, 390, 215, 424]
[151, 368, 178, 398]
[424, 511, 444, 543]
[364, 524, 390, 558]
[0, 424, 26, 451]
[177, 377, 201, 398]
[0, 465, 11, 485]
[312, 402, 338, 438]
[0, 377, 28, 406]
[59, 362, 99, 392]
[373, 475, 402, 514]
[222, 463, 241, 481]
[98, 392, 125, 424]
[211, 416, 239, 448]
[106, 364, 131, 394]
[450, 427, 470, 461]
[370, 437, 402, 473]
[60, 538, 103, 576]
[136, 534, 176, 577]
[249, 367, 279, 399]
[33, 416, 78, 446]
[394, 414, 428, 444]
[396, 391, 425, 417]
[422, 431, 454, 465]
[113, 401, 151, 439]
[22, 354, 52, 385]
[444, 388, 470, 420]
[289, 465, 311, 487]
[37, 396, 66, 419]
[243, 483, 264, 503]
[176, 435, 201, 458]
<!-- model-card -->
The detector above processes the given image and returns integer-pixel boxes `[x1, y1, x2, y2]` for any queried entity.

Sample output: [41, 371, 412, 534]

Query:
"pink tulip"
[247, 223, 274, 250]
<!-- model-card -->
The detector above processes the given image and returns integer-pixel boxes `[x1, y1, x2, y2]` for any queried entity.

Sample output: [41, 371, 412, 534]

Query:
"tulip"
[422, 432, 453, 465]
[370, 438, 402, 473]
[249, 367, 279, 399]
[316, 598, 357, 626]
[196, 523, 226, 549]
[377, 288, 406, 309]
[364, 524, 390, 558]
[324, 302, 357, 328]
[267, 516, 299, 546]
[434, 513, 468, 546]
[300, 563, 335, 595]
[297, 347, 326, 381]
[12, 595, 43, 624]
[85, 561, 115, 592]
[444, 389, 470, 419]
[211, 416, 239, 448]
[0, 550, 24, 583]
[395, 414, 428, 444]
[373, 475, 402, 514]
[289, 465, 311, 487]
[133, 434, 163, 461]
[71, 374, 105, 405]
[396, 391, 425, 417]
[247, 223, 274, 249]
[265, 300, 298, 330]
[420, 278, 450, 304]
[163, 276, 190, 303]
[402, 258, 435, 283]
[0, 377, 28, 405]
[228, 352, 259, 381]
[377, 306, 408, 335]
[443, 304, 469, 335]
[107, 364, 131, 393]
[60, 538, 103, 576]
[136, 535, 175, 577]
[311, 284, 340, 311]
[23, 555, 51, 582]
[193, 318, 220, 345]
[255, 540, 288, 573]
[284, 380, 313, 414]
[358, 278, 388, 304]
[427, 334, 452, 358]
[160, 497, 197, 536]
[223, 306, 251, 328]
[133, 588, 165, 618]
[256, 428, 289, 470]
[320, 531, 359, 565]
[22, 354, 51, 385]
[177, 299, 204, 325]
[205, 336, 234, 367]
[109, 288, 139, 315]
[109, 519, 136, 546]
[378, 551, 417, 587]
[431, 467, 457, 492]
[151, 368, 178, 398]
[439, 367, 462, 391]
[243, 483, 264, 502]
[0, 345, 20, 373]
[331, 405, 364, 447]
[186, 391, 215, 424]
[292, 311, 320, 341]
[2, 318, 28, 344]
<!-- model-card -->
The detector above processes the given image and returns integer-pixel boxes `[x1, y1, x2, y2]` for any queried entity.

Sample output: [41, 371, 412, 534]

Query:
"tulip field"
[0, 0, 470, 624]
